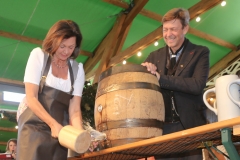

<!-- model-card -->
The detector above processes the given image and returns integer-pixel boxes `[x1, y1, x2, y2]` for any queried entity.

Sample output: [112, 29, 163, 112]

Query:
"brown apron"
[17, 56, 75, 160]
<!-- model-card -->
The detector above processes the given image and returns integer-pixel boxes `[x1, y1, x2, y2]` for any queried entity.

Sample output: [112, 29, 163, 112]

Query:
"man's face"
[163, 19, 188, 52]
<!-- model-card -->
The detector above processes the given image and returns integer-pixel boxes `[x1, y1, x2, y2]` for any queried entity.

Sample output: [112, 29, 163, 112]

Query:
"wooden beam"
[103, 0, 222, 23]
[86, 0, 148, 77]
[103, 0, 128, 9]
[0, 127, 17, 132]
[0, 78, 24, 87]
[140, 9, 162, 22]
[85, 67, 97, 80]
[112, 0, 148, 58]
[84, 31, 112, 73]
[90, 1, 148, 83]
[103, 0, 162, 21]
[0, 30, 42, 45]
[208, 49, 240, 79]
[80, 50, 92, 57]
[83, 22, 121, 73]
[188, 0, 222, 20]
[112, 19, 132, 57]
[188, 28, 238, 51]
[109, 26, 163, 67]
[92, 14, 135, 84]
[93, 14, 127, 83]
[121, 0, 148, 32]
[0, 141, 7, 145]
[0, 30, 92, 57]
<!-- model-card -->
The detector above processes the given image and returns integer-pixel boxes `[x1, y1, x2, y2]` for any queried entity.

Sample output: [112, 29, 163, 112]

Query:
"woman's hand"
[50, 121, 63, 138]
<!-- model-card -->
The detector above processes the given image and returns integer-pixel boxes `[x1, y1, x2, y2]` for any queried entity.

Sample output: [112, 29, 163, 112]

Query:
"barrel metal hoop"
[97, 118, 164, 132]
[99, 64, 150, 82]
[99, 138, 148, 149]
[96, 82, 160, 98]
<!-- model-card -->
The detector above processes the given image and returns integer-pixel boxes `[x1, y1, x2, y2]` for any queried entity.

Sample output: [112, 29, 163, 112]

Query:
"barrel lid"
[98, 64, 151, 82]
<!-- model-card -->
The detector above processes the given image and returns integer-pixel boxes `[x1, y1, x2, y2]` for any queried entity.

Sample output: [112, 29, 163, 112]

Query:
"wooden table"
[69, 117, 240, 160]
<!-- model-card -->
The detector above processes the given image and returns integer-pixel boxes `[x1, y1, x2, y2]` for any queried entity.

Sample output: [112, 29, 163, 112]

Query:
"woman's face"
[55, 36, 76, 60]
[8, 141, 17, 153]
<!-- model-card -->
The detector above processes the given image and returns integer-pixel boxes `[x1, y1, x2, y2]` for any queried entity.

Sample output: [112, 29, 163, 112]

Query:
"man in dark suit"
[142, 8, 209, 160]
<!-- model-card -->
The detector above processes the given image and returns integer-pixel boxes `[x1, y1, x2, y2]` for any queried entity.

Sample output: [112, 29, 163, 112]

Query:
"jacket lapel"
[157, 47, 168, 75]
[175, 41, 195, 76]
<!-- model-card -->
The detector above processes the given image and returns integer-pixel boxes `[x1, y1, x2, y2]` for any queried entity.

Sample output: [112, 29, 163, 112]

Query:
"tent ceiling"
[0, 0, 239, 85]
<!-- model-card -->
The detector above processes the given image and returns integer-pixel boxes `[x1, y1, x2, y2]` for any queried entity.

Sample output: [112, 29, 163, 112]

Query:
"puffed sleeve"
[24, 47, 44, 85]
[72, 63, 85, 97]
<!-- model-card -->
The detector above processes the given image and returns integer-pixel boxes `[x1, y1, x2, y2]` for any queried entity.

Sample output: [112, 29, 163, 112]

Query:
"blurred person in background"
[5, 138, 17, 159]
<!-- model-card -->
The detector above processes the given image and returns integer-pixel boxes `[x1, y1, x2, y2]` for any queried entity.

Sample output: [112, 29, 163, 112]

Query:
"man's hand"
[141, 62, 160, 80]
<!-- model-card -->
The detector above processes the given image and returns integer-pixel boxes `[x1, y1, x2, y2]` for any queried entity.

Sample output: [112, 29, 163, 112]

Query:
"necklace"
[52, 58, 68, 69]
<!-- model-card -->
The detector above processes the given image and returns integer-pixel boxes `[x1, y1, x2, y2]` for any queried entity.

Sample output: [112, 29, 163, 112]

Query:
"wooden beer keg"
[94, 64, 165, 148]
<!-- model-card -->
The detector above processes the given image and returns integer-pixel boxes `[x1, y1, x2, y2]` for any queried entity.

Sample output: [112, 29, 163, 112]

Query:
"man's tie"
[168, 38, 187, 75]
[170, 53, 176, 70]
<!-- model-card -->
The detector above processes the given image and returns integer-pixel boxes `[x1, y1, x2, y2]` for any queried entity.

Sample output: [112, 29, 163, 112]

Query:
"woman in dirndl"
[17, 20, 85, 160]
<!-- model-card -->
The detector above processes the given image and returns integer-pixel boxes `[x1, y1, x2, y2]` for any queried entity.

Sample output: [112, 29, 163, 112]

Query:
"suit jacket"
[145, 40, 210, 129]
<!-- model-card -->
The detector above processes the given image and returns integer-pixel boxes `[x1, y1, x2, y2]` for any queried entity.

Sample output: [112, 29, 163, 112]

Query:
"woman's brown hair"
[42, 20, 82, 59]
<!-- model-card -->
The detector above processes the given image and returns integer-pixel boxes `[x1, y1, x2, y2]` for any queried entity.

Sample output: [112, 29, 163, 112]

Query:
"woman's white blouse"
[24, 47, 85, 97]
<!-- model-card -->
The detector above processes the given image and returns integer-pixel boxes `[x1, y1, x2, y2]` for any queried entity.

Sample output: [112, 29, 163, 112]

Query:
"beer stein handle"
[227, 79, 240, 107]
[203, 88, 218, 115]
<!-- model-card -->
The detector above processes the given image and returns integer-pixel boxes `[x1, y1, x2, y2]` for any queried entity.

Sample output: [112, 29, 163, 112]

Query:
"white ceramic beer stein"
[227, 79, 240, 107]
[203, 75, 240, 121]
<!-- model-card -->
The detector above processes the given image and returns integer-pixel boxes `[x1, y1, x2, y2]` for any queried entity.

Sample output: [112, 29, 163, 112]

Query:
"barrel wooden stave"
[95, 89, 164, 122]
[94, 65, 164, 147]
